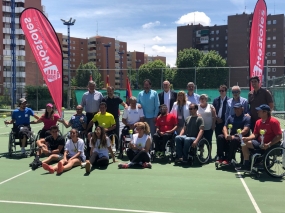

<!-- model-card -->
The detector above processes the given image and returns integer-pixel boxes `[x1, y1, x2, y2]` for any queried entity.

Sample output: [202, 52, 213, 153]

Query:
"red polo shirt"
[155, 113, 177, 132]
[253, 117, 282, 144]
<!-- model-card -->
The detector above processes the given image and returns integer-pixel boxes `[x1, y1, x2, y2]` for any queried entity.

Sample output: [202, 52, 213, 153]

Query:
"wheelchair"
[188, 137, 210, 165]
[8, 125, 36, 157]
[241, 142, 285, 178]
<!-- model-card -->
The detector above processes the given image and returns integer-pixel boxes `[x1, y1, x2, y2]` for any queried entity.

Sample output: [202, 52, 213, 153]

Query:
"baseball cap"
[233, 103, 242, 108]
[18, 98, 27, 105]
[46, 103, 53, 108]
[255, 104, 270, 111]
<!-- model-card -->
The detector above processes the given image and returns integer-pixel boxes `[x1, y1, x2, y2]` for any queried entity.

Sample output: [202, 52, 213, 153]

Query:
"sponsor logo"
[43, 65, 61, 82]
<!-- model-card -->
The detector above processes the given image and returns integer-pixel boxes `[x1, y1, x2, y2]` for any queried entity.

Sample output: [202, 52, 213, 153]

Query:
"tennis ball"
[260, 129, 265, 135]
[62, 107, 65, 110]
[228, 124, 233, 129]
[237, 129, 241, 134]
[3, 115, 6, 118]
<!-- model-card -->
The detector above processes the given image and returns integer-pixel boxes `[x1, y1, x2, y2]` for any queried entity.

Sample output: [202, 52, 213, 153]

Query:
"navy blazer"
[158, 90, 177, 112]
[212, 96, 228, 122]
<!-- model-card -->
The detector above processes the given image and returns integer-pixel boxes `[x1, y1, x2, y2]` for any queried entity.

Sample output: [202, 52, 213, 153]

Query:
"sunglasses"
[189, 108, 196, 110]
[219, 90, 225, 92]
[76, 108, 83, 110]
[232, 91, 240, 94]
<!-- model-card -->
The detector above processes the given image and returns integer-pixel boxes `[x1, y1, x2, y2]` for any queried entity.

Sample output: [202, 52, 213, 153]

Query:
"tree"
[138, 60, 170, 89]
[197, 51, 228, 88]
[74, 62, 104, 89]
[174, 48, 204, 89]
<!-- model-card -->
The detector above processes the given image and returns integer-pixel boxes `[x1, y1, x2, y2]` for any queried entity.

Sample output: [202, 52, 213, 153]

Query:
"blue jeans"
[175, 135, 196, 161]
[145, 117, 156, 137]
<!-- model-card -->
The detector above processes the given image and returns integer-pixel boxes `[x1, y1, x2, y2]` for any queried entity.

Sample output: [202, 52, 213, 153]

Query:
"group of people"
[4, 75, 281, 174]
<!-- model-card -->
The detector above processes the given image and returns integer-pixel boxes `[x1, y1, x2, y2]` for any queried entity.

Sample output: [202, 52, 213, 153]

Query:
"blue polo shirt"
[187, 93, 200, 104]
[12, 107, 34, 126]
[225, 97, 249, 120]
[137, 89, 160, 118]
[224, 114, 251, 135]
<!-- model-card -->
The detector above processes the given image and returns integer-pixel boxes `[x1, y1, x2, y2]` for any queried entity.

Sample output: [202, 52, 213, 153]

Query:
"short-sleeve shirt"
[40, 114, 60, 130]
[224, 114, 251, 135]
[253, 117, 282, 144]
[248, 88, 273, 123]
[45, 135, 65, 154]
[187, 93, 200, 104]
[81, 90, 103, 113]
[89, 137, 111, 158]
[122, 107, 144, 125]
[155, 114, 177, 132]
[184, 116, 204, 137]
[69, 114, 87, 131]
[12, 107, 34, 126]
[65, 138, 86, 161]
[102, 96, 123, 118]
[91, 112, 116, 128]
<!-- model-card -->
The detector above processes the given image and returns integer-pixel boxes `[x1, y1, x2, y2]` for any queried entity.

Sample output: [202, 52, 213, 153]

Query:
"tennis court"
[0, 112, 284, 213]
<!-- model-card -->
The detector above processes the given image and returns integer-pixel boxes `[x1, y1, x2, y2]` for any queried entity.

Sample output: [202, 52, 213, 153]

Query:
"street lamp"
[135, 59, 141, 89]
[60, 17, 76, 110]
[103, 42, 111, 78]
[118, 50, 125, 88]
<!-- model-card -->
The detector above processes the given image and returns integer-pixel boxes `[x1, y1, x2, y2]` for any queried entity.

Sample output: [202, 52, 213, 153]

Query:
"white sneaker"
[81, 162, 86, 168]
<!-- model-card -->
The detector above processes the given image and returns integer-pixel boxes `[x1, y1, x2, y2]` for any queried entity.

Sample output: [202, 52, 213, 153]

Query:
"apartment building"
[177, 13, 285, 87]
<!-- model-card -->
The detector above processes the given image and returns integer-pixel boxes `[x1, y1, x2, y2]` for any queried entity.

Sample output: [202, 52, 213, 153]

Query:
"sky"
[42, 0, 285, 67]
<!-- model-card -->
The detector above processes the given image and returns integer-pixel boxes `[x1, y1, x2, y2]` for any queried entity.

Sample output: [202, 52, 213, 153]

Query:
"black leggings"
[127, 149, 150, 163]
[89, 152, 109, 167]
[153, 133, 173, 152]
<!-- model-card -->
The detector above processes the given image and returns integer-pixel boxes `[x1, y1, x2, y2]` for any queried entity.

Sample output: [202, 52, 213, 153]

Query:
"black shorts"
[251, 140, 261, 150]
[67, 154, 85, 162]
[39, 129, 51, 139]
[13, 125, 31, 140]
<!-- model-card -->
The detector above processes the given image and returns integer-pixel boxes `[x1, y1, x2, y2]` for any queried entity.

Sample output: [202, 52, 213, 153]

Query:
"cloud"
[142, 21, 160, 29]
[152, 45, 174, 53]
[175, 11, 211, 26]
[152, 36, 162, 42]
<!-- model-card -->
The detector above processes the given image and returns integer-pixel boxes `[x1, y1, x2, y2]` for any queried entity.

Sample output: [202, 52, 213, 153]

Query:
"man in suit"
[212, 85, 228, 139]
[158, 80, 177, 114]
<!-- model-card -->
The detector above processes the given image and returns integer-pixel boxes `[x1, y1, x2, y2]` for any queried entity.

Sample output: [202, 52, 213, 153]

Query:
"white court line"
[0, 200, 172, 213]
[0, 170, 31, 185]
[237, 172, 262, 213]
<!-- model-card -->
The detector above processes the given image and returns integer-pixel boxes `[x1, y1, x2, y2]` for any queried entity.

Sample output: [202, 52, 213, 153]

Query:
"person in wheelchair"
[175, 103, 204, 163]
[42, 128, 86, 175]
[86, 102, 116, 150]
[118, 122, 152, 169]
[216, 103, 251, 165]
[85, 126, 116, 173]
[237, 104, 282, 171]
[121, 96, 144, 139]
[5, 98, 39, 156]
[153, 104, 177, 158]
[59, 105, 87, 136]
[30, 125, 65, 170]
[33, 103, 60, 139]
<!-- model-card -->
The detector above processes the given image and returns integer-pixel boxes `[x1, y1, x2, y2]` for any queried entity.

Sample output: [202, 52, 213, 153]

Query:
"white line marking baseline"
[237, 172, 262, 213]
[0, 200, 172, 213]
[0, 170, 31, 185]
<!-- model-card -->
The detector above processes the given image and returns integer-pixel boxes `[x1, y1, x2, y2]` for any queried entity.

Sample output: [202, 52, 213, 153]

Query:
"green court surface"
[0, 114, 284, 213]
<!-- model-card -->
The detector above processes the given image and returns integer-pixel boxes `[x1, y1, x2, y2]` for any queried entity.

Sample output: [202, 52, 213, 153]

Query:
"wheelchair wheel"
[8, 132, 14, 157]
[263, 147, 285, 178]
[196, 138, 210, 164]
[29, 133, 36, 157]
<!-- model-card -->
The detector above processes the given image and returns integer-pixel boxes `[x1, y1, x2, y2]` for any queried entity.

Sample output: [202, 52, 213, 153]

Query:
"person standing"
[248, 76, 274, 130]
[158, 80, 177, 114]
[212, 85, 228, 139]
[186, 82, 200, 104]
[102, 86, 128, 150]
[81, 81, 103, 131]
[137, 79, 160, 136]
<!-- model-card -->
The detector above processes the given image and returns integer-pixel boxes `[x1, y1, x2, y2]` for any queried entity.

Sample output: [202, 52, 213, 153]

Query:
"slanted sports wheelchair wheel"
[29, 133, 36, 157]
[8, 132, 14, 157]
[263, 147, 285, 178]
[196, 138, 210, 164]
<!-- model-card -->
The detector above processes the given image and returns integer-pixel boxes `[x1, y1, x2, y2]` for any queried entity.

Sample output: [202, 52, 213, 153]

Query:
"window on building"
[216, 30, 219, 34]
[267, 52, 271, 56]
[216, 44, 219, 47]
[81, 42, 84, 45]
[73, 41, 75, 44]
[225, 43, 227, 47]
[81, 54, 83, 57]
[272, 44, 276, 48]
[211, 31, 214, 34]
[267, 37, 271, 40]
[267, 68, 271, 72]
[272, 60, 276, 64]
[272, 68, 276, 72]
[211, 44, 214, 48]
[267, 20, 271, 25]
[267, 44, 271, 48]
[272, 52, 276, 56]
[225, 36, 227, 40]
[267, 28, 271, 32]
[273, 36, 276, 40]
[210, 38, 214, 41]
[267, 60, 271, 64]
[225, 50, 227, 54]
[273, 28, 276, 32]
[216, 37, 219, 40]
[273, 20, 277, 24]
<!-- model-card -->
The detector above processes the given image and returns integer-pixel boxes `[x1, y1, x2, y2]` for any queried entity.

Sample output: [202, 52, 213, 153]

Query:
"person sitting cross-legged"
[175, 103, 204, 163]
[236, 104, 282, 171]
[216, 103, 251, 165]
[85, 126, 116, 173]
[153, 104, 177, 158]
[30, 125, 65, 170]
[42, 128, 86, 175]
[118, 122, 152, 169]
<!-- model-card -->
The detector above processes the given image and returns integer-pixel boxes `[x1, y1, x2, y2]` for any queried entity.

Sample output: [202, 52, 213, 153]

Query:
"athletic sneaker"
[118, 163, 129, 169]
[235, 164, 250, 172]
[222, 160, 230, 165]
[85, 161, 91, 173]
[142, 162, 152, 169]
[29, 158, 37, 167]
[31, 160, 42, 170]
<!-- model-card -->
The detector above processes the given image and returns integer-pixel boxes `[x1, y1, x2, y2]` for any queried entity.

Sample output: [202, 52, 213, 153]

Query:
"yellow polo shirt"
[91, 112, 115, 128]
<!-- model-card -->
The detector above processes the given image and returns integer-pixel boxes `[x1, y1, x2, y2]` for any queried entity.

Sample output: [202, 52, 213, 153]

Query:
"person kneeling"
[30, 125, 65, 170]
[85, 126, 115, 173]
[42, 129, 86, 175]
[118, 122, 152, 169]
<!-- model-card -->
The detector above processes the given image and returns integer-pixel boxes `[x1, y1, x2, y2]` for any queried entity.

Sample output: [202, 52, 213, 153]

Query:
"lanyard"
[72, 141, 78, 152]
